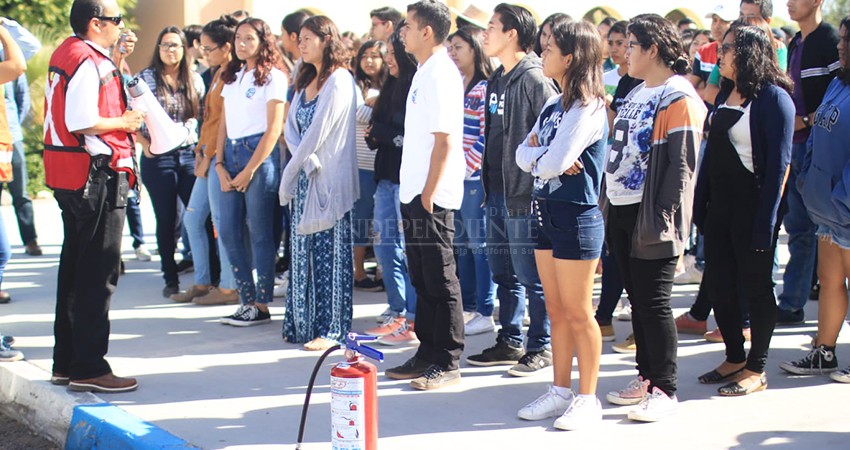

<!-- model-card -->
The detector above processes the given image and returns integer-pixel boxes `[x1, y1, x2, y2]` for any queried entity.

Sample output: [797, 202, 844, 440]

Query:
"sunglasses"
[97, 15, 123, 26]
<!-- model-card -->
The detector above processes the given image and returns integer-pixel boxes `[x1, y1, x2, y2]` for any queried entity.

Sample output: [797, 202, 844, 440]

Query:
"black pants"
[703, 196, 777, 373]
[607, 204, 678, 395]
[401, 196, 464, 370]
[595, 243, 626, 325]
[53, 169, 126, 380]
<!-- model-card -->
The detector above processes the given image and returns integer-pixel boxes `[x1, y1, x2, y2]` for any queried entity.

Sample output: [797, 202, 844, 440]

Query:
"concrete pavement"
[0, 199, 848, 449]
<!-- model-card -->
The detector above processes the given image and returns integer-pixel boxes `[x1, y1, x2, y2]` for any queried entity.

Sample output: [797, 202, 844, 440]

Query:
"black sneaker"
[779, 344, 838, 375]
[507, 349, 553, 377]
[466, 340, 524, 367]
[385, 357, 431, 380]
[176, 259, 194, 274]
[354, 277, 384, 292]
[162, 283, 179, 298]
[220, 305, 251, 324]
[223, 305, 271, 327]
[809, 284, 820, 301]
[776, 308, 805, 325]
[410, 364, 461, 390]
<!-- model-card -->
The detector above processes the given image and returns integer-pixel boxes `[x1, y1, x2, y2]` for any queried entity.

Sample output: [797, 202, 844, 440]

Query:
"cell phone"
[113, 172, 129, 207]
[118, 32, 129, 54]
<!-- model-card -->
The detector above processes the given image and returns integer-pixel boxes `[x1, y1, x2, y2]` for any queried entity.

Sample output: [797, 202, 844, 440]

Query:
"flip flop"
[698, 367, 745, 384]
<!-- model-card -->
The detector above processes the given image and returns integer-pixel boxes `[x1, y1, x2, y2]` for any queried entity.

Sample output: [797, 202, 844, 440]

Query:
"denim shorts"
[817, 225, 850, 250]
[534, 198, 604, 260]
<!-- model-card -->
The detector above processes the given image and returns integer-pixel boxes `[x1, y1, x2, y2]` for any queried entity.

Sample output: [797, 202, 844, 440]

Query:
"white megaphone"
[127, 77, 191, 155]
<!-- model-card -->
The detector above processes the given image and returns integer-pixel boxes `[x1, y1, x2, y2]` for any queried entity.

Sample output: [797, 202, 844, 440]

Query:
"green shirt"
[708, 42, 788, 86]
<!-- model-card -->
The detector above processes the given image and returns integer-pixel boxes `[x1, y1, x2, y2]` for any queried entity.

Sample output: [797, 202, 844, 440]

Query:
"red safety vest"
[0, 84, 13, 183]
[43, 36, 135, 191]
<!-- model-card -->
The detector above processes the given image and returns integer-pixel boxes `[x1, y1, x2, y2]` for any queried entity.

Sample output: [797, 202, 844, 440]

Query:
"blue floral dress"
[283, 95, 354, 344]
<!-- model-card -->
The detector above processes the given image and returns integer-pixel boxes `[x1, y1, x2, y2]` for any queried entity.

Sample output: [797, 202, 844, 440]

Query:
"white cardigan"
[279, 68, 359, 235]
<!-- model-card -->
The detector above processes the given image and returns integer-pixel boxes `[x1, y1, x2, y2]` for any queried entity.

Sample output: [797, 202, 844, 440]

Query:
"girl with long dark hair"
[516, 20, 608, 430]
[215, 18, 287, 326]
[176, 15, 241, 306]
[136, 26, 204, 298]
[279, 16, 359, 351]
[365, 28, 419, 346]
[694, 23, 794, 396]
[447, 25, 497, 336]
[601, 14, 706, 422]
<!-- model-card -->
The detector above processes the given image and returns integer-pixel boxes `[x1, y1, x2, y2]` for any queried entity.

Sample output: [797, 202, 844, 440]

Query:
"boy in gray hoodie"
[465, 3, 557, 376]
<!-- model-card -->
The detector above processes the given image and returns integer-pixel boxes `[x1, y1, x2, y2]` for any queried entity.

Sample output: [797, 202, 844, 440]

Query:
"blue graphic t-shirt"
[605, 83, 665, 205]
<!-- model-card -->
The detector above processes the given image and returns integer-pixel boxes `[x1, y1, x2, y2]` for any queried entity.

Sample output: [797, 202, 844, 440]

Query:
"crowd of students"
[0, 0, 849, 429]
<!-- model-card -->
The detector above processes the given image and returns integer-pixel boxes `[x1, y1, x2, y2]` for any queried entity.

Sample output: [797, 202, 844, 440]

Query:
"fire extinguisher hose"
[295, 344, 342, 449]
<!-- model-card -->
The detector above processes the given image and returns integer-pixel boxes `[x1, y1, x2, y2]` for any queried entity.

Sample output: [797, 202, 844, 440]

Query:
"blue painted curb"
[66, 403, 199, 450]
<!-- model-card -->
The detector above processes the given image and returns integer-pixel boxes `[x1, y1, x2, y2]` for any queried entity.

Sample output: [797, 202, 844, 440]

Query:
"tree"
[0, 0, 74, 31]
[825, 0, 850, 26]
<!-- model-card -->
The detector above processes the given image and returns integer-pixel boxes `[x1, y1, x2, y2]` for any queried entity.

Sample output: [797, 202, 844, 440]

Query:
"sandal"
[303, 337, 338, 352]
[718, 374, 768, 396]
[698, 367, 745, 384]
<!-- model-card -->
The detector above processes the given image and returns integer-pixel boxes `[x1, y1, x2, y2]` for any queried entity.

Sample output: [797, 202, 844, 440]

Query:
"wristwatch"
[801, 115, 812, 128]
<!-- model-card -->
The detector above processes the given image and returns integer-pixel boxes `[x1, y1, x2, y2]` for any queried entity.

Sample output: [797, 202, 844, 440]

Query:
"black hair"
[202, 14, 238, 47]
[549, 20, 605, 111]
[740, 0, 773, 20]
[678, 18, 695, 28]
[147, 26, 200, 118]
[182, 24, 202, 45]
[232, 10, 250, 20]
[282, 10, 312, 36]
[370, 6, 404, 26]
[720, 23, 793, 97]
[534, 13, 572, 56]
[599, 17, 617, 28]
[372, 26, 417, 131]
[609, 20, 628, 39]
[681, 28, 697, 53]
[780, 25, 796, 40]
[838, 16, 850, 84]
[355, 40, 388, 92]
[449, 26, 494, 93]
[70, 0, 105, 36]
[628, 14, 691, 75]
[407, 0, 451, 43]
[494, 3, 537, 53]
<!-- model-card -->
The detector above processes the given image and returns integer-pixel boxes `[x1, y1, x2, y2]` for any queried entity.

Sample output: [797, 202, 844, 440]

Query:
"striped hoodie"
[462, 79, 487, 180]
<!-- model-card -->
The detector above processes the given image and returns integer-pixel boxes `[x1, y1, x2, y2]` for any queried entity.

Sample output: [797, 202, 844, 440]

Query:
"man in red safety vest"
[43, 0, 143, 394]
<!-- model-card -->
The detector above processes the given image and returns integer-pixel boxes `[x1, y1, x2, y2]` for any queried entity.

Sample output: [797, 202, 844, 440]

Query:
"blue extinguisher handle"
[345, 333, 384, 363]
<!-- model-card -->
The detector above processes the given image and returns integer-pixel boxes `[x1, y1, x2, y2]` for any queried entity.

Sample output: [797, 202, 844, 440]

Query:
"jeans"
[595, 243, 627, 325]
[485, 192, 550, 351]
[125, 190, 145, 249]
[219, 134, 281, 305]
[779, 142, 818, 313]
[0, 212, 9, 286]
[353, 169, 376, 246]
[373, 180, 416, 321]
[402, 195, 464, 370]
[53, 167, 125, 380]
[455, 179, 495, 316]
[140, 147, 196, 286]
[607, 204, 678, 396]
[185, 156, 234, 289]
[0, 140, 37, 245]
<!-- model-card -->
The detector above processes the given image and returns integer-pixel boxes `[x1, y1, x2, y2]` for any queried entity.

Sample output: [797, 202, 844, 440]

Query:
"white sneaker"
[627, 387, 678, 422]
[830, 366, 850, 383]
[617, 304, 632, 321]
[134, 246, 152, 261]
[518, 385, 574, 421]
[553, 396, 603, 431]
[463, 311, 477, 324]
[606, 376, 649, 405]
[273, 283, 287, 298]
[465, 313, 496, 336]
[274, 271, 288, 286]
[375, 307, 396, 324]
[674, 265, 703, 285]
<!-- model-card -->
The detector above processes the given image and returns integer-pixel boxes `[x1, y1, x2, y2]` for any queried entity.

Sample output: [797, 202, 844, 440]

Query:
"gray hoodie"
[482, 53, 558, 216]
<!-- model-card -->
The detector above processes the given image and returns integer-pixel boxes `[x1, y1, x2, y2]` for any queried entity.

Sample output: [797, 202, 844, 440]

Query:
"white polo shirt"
[399, 47, 465, 209]
[221, 67, 288, 139]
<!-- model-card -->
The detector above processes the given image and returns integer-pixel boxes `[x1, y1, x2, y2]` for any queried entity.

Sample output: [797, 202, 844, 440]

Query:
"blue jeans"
[125, 190, 145, 249]
[779, 142, 818, 313]
[185, 156, 235, 289]
[0, 140, 37, 245]
[0, 211, 9, 287]
[485, 192, 550, 351]
[219, 134, 281, 305]
[353, 169, 377, 246]
[455, 179, 496, 316]
[372, 180, 416, 321]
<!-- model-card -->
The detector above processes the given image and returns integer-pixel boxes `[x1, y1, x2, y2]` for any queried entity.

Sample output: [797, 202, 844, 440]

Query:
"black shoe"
[466, 340, 524, 367]
[0, 292, 10, 304]
[809, 284, 820, 301]
[120, 260, 126, 275]
[25, 241, 43, 256]
[776, 308, 805, 326]
[779, 344, 838, 375]
[385, 357, 431, 380]
[162, 284, 179, 298]
[176, 259, 194, 274]
[506, 349, 553, 377]
[411, 365, 461, 390]
[354, 277, 384, 292]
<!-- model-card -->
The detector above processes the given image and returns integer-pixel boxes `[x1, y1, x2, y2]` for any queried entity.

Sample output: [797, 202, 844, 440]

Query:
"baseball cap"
[705, 4, 738, 22]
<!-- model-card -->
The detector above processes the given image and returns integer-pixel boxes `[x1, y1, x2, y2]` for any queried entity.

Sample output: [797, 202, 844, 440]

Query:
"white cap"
[705, 4, 738, 22]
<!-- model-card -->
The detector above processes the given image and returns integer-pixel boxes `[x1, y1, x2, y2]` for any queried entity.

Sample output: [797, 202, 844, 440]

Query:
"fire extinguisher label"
[330, 375, 366, 450]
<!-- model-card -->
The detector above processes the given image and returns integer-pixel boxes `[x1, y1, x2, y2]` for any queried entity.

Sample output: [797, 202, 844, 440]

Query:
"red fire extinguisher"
[296, 333, 384, 450]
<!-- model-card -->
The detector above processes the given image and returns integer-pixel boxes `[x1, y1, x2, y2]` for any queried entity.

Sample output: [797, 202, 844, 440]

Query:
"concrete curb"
[0, 361, 198, 449]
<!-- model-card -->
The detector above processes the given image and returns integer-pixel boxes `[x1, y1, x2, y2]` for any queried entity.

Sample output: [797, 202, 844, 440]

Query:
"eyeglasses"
[200, 45, 220, 54]
[721, 43, 736, 54]
[159, 43, 184, 51]
[627, 41, 643, 49]
[97, 15, 123, 26]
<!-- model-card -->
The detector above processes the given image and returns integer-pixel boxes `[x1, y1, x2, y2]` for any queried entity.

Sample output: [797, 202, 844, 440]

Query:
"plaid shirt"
[136, 67, 205, 141]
